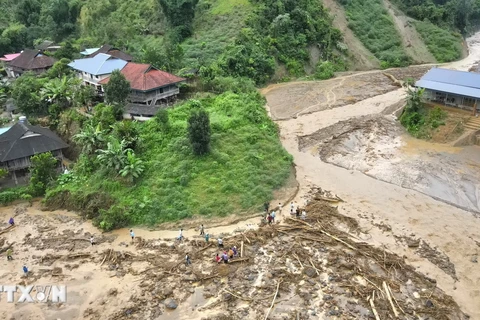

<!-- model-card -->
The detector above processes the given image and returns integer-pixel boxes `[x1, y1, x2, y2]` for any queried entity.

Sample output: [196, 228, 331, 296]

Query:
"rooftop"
[68, 53, 128, 76]
[0, 121, 68, 162]
[87, 44, 133, 62]
[8, 49, 56, 70]
[80, 48, 100, 56]
[99, 62, 186, 91]
[415, 68, 480, 99]
[0, 53, 21, 62]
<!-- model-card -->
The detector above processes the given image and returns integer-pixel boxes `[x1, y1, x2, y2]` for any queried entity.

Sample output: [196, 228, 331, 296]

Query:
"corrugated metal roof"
[80, 48, 100, 55]
[68, 53, 128, 76]
[416, 79, 480, 99]
[421, 68, 480, 89]
[415, 68, 480, 99]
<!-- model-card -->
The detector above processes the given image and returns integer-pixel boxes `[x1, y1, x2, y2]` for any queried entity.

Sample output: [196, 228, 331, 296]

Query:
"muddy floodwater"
[265, 32, 480, 318]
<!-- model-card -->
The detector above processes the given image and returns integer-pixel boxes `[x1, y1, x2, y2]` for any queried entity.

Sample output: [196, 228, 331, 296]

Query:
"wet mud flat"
[299, 115, 480, 214]
[0, 196, 468, 319]
[263, 66, 431, 120]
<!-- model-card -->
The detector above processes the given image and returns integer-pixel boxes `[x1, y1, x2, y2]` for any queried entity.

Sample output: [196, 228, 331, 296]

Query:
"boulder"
[165, 298, 178, 310]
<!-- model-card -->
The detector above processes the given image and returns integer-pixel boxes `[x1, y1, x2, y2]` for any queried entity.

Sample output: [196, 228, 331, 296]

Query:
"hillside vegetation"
[341, 0, 411, 68]
[45, 92, 292, 230]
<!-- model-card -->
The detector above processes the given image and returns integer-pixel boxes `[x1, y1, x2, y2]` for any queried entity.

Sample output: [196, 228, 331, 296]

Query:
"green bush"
[414, 21, 463, 63]
[341, 0, 411, 67]
[0, 186, 30, 205]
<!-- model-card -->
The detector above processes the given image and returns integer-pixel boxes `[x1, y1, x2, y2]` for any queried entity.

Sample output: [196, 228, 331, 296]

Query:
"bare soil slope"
[383, 0, 437, 64]
[322, 0, 381, 70]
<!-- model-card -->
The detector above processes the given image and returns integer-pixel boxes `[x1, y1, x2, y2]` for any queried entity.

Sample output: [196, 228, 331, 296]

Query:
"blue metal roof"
[68, 53, 128, 76]
[80, 48, 100, 56]
[415, 68, 480, 99]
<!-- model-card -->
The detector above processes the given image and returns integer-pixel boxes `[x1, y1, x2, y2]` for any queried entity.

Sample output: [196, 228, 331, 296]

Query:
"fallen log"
[229, 257, 249, 264]
[0, 225, 16, 235]
[200, 273, 219, 281]
[196, 243, 213, 254]
[100, 249, 111, 266]
[0, 242, 15, 254]
[240, 240, 244, 258]
[386, 283, 405, 315]
[309, 258, 321, 276]
[264, 281, 281, 320]
[242, 233, 251, 244]
[65, 253, 91, 259]
[369, 291, 381, 320]
[314, 196, 341, 203]
[383, 281, 399, 317]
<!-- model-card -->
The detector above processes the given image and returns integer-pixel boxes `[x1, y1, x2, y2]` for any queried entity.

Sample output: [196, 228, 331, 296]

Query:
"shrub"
[188, 109, 211, 155]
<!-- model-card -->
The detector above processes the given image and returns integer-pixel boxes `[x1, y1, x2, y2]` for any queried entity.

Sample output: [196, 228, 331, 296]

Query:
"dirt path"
[321, 0, 381, 70]
[383, 0, 437, 64]
[266, 32, 480, 318]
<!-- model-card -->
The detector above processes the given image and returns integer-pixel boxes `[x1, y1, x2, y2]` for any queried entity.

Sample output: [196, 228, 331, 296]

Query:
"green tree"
[93, 103, 116, 127]
[104, 69, 130, 117]
[41, 76, 80, 108]
[155, 108, 169, 132]
[187, 108, 211, 155]
[119, 150, 145, 182]
[74, 85, 95, 108]
[11, 72, 46, 116]
[97, 138, 130, 172]
[53, 41, 77, 60]
[112, 120, 139, 150]
[29, 152, 58, 196]
[73, 123, 106, 155]
[46, 58, 74, 79]
[15, 0, 41, 27]
[158, 0, 199, 39]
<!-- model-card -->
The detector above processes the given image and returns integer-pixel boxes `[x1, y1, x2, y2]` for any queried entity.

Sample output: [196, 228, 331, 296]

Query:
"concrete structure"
[415, 68, 480, 114]
[68, 53, 128, 94]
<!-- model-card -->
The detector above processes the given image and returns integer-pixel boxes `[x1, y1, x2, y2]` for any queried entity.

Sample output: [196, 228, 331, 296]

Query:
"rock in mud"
[108, 288, 118, 296]
[471, 255, 478, 263]
[304, 267, 316, 278]
[164, 298, 178, 309]
[407, 239, 420, 248]
[425, 300, 434, 308]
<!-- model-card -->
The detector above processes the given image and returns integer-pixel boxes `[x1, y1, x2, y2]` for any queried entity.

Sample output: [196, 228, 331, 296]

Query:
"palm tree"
[119, 150, 145, 182]
[73, 123, 106, 155]
[41, 76, 80, 108]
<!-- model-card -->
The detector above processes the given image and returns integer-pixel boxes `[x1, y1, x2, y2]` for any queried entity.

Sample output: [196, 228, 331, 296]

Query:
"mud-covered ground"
[298, 115, 480, 214]
[263, 66, 432, 120]
[0, 195, 468, 320]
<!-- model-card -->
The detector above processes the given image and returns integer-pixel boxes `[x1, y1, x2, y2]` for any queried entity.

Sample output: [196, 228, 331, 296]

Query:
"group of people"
[4, 217, 30, 277]
[215, 245, 239, 264]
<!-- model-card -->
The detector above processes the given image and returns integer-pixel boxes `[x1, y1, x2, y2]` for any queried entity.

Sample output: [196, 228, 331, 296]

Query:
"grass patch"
[414, 21, 463, 63]
[182, 0, 252, 67]
[45, 92, 293, 230]
[211, 0, 250, 15]
[340, 0, 410, 68]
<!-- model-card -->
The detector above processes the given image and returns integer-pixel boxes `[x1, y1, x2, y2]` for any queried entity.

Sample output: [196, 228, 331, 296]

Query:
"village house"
[68, 53, 128, 94]
[5, 49, 56, 78]
[0, 117, 68, 185]
[99, 62, 186, 105]
[415, 68, 480, 114]
[35, 40, 61, 53]
[85, 44, 133, 62]
[99, 62, 186, 119]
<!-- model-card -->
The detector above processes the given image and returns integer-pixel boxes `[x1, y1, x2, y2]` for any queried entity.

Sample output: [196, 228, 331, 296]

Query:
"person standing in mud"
[178, 229, 184, 241]
[215, 253, 221, 264]
[185, 254, 192, 266]
[278, 203, 282, 214]
[296, 207, 300, 218]
[8, 217, 14, 226]
[23, 265, 28, 277]
[217, 237, 224, 248]
[271, 210, 276, 223]
[264, 202, 269, 213]
[200, 224, 205, 236]
[205, 233, 210, 243]
[6, 248, 12, 261]
[267, 213, 273, 224]
[228, 247, 234, 259]
[90, 236, 96, 246]
[222, 251, 229, 264]
[130, 229, 135, 242]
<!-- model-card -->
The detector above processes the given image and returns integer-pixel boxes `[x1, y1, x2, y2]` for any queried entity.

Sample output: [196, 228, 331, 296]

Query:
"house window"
[90, 74, 93, 79]
[159, 88, 164, 93]
[95, 75, 99, 79]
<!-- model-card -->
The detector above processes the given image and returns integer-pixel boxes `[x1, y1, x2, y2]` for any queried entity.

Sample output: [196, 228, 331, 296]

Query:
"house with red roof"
[99, 62, 185, 119]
